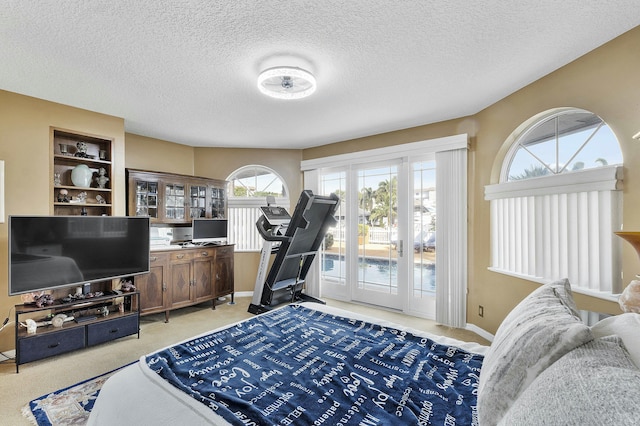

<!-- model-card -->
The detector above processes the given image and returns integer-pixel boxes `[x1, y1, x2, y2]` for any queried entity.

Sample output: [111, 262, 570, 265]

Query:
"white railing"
[328, 227, 392, 244]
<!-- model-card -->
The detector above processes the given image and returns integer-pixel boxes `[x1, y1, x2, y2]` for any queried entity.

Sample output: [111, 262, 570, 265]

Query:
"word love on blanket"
[146, 305, 483, 426]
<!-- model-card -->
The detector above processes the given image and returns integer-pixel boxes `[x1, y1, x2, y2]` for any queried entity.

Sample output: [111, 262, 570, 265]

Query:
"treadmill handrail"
[256, 216, 290, 242]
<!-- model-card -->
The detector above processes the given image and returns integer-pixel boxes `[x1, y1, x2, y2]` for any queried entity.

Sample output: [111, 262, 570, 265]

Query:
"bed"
[89, 279, 640, 425]
[88, 302, 487, 425]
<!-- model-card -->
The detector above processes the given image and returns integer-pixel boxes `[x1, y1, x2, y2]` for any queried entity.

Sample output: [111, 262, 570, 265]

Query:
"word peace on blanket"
[146, 305, 483, 426]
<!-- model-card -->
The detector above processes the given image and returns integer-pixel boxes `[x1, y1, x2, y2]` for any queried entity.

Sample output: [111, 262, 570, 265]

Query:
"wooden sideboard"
[135, 245, 234, 322]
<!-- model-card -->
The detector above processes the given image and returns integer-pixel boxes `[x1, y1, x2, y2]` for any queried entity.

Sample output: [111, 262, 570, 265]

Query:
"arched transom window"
[504, 109, 622, 181]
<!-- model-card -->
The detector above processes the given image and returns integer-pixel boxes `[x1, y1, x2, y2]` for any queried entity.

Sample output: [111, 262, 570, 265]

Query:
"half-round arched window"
[228, 165, 289, 199]
[486, 108, 624, 299]
[503, 109, 622, 182]
[226, 165, 290, 251]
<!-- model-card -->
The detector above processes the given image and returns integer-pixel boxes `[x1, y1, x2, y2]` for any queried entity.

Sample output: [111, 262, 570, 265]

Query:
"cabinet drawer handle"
[48, 343, 60, 349]
[150, 256, 158, 262]
[201, 251, 209, 257]
[109, 328, 119, 334]
[176, 254, 185, 259]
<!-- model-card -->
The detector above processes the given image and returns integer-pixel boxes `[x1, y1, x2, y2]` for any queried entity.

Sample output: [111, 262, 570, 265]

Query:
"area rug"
[22, 361, 137, 426]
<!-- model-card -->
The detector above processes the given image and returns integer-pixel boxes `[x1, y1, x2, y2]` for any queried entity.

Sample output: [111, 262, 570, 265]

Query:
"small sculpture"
[96, 167, 109, 189]
[96, 194, 106, 204]
[33, 293, 54, 308]
[23, 319, 37, 335]
[77, 191, 87, 203]
[120, 279, 136, 292]
[57, 189, 70, 202]
[619, 280, 640, 313]
[75, 141, 89, 158]
[51, 314, 67, 328]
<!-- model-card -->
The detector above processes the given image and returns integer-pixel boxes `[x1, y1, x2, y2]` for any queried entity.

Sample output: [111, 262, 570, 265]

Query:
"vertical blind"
[227, 206, 263, 251]
[485, 166, 623, 295]
[435, 148, 468, 328]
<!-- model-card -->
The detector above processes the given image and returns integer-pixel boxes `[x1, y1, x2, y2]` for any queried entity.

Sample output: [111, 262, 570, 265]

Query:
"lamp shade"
[615, 231, 640, 260]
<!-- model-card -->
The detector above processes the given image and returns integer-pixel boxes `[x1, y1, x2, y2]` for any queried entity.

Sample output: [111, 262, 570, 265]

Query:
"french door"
[350, 161, 405, 309]
[318, 157, 436, 316]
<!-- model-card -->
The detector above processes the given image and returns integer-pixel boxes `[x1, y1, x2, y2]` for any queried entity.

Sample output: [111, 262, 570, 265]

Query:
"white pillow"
[477, 279, 593, 426]
[498, 336, 640, 426]
[591, 313, 640, 369]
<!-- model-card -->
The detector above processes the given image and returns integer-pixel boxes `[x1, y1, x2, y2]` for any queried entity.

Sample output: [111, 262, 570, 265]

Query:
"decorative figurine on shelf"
[57, 188, 70, 202]
[96, 194, 106, 204]
[22, 319, 37, 335]
[120, 279, 136, 293]
[33, 293, 54, 308]
[75, 141, 89, 158]
[77, 191, 87, 203]
[96, 167, 109, 189]
[53, 172, 61, 186]
[71, 164, 92, 187]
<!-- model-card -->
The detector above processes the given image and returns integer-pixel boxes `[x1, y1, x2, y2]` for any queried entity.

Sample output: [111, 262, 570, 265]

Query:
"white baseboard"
[465, 323, 494, 343]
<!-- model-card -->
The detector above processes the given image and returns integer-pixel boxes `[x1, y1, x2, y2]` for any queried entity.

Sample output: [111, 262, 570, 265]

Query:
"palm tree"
[359, 187, 374, 213]
[370, 177, 397, 226]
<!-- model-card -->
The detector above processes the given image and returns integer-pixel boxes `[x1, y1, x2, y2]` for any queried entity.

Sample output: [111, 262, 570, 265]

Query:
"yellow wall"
[0, 90, 126, 350]
[303, 27, 640, 333]
[469, 27, 640, 332]
[125, 133, 195, 175]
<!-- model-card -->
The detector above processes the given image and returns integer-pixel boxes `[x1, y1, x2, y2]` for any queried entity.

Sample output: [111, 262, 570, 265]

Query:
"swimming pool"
[321, 253, 436, 293]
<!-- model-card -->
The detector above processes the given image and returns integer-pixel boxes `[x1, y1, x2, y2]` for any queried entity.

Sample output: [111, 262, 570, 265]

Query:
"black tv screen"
[192, 218, 227, 244]
[9, 216, 150, 296]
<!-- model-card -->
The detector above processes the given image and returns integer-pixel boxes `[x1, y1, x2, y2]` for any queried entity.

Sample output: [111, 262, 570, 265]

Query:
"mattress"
[88, 302, 488, 425]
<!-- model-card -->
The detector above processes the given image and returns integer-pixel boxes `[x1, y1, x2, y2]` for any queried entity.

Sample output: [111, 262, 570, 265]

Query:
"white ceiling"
[2, 1, 639, 149]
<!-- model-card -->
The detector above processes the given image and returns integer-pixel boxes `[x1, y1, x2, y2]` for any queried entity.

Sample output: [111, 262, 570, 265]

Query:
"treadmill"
[248, 190, 340, 315]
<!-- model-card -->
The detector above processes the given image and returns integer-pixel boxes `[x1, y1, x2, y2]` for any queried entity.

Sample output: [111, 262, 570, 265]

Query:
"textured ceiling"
[1, 1, 639, 149]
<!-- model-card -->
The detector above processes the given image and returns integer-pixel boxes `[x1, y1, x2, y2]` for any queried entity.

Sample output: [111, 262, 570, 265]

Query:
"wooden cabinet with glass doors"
[126, 169, 227, 223]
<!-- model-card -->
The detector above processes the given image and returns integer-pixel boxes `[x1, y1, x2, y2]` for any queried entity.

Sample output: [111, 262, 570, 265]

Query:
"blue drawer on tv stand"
[18, 327, 85, 364]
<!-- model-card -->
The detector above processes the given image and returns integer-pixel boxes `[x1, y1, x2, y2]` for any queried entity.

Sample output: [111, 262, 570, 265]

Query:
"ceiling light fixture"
[257, 67, 316, 100]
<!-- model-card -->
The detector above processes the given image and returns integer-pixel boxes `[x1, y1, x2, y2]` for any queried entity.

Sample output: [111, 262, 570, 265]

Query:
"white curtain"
[435, 148, 468, 327]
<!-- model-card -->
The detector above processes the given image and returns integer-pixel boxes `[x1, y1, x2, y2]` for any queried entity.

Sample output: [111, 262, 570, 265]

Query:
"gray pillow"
[498, 336, 640, 425]
[477, 279, 593, 426]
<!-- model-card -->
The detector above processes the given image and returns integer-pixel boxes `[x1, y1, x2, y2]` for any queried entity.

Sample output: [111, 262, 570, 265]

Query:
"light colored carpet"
[1, 297, 489, 425]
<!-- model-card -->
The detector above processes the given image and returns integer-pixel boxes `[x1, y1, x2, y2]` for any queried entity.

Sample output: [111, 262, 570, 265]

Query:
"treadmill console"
[260, 206, 291, 226]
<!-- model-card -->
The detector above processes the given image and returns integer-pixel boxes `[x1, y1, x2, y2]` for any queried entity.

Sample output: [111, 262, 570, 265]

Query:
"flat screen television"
[9, 215, 150, 296]
[192, 218, 228, 244]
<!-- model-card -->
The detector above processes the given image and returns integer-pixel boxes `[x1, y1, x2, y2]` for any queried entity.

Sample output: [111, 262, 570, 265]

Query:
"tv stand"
[14, 291, 139, 373]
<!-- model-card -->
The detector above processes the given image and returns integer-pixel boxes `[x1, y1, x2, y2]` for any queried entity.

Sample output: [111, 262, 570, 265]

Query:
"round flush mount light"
[257, 67, 317, 100]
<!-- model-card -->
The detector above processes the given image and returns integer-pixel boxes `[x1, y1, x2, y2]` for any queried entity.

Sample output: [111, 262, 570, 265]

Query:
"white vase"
[71, 164, 92, 187]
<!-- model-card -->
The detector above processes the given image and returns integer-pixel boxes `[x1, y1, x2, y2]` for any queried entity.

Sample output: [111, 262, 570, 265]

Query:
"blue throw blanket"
[146, 305, 483, 425]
